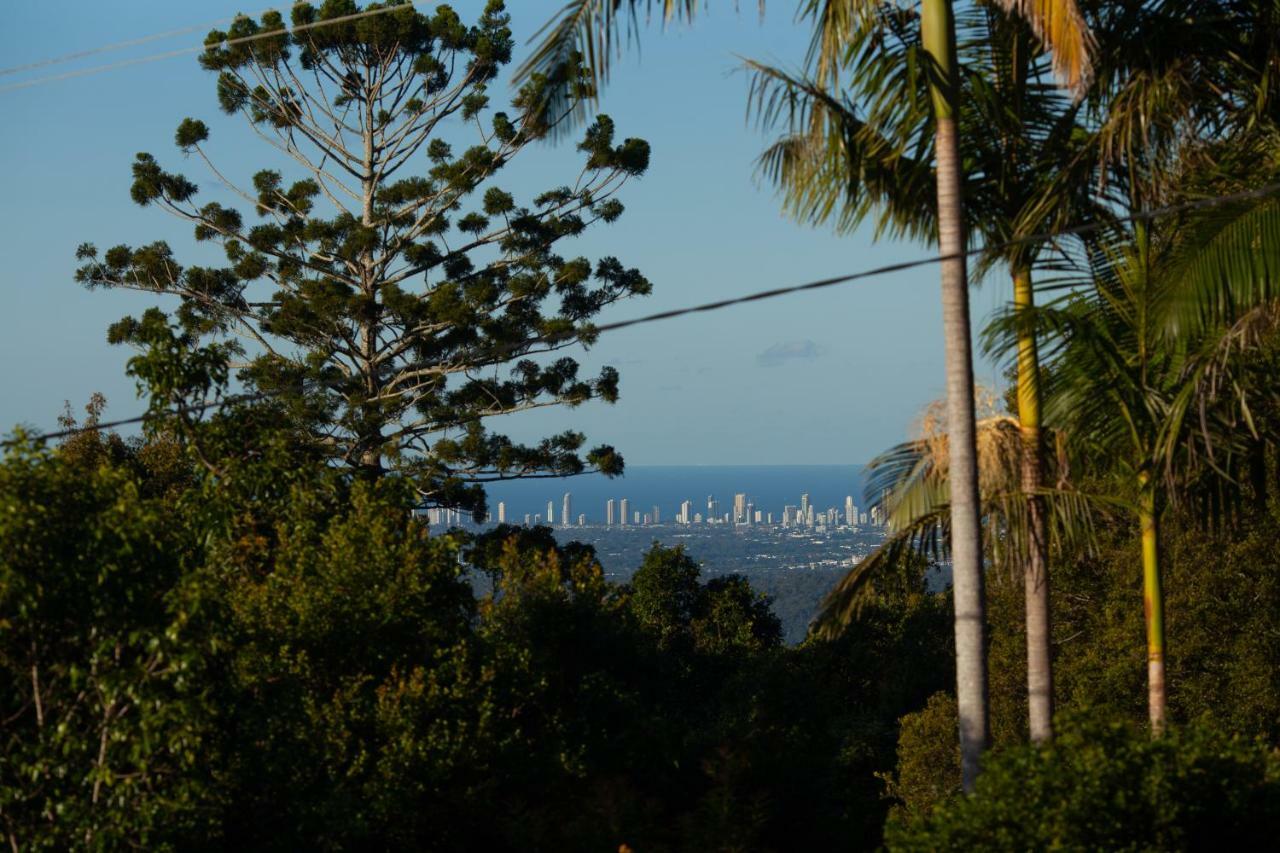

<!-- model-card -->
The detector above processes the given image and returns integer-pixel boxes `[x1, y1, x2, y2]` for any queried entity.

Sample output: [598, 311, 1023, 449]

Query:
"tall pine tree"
[76, 0, 651, 514]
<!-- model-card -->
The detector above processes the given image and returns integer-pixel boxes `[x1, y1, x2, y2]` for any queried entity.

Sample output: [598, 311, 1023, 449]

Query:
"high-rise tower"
[562, 492, 572, 527]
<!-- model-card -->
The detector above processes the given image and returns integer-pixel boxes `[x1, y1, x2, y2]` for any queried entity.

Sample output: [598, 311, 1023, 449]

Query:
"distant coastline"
[479, 463, 868, 527]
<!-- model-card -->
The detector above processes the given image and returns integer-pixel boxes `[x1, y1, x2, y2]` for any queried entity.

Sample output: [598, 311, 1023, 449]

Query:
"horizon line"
[612, 463, 866, 469]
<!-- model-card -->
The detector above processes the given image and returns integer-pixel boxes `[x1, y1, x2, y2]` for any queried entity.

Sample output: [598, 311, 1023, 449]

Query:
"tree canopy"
[75, 0, 652, 516]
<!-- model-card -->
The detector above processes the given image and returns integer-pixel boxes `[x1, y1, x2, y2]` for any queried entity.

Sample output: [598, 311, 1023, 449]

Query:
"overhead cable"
[0, 3, 416, 93]
[590, 180, 1280, 335]
[5, 179, 1279, 448]
[0, 4, 315, 78]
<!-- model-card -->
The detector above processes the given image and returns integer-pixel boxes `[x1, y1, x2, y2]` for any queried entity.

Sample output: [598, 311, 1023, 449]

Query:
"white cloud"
[756, 339, 827, 367]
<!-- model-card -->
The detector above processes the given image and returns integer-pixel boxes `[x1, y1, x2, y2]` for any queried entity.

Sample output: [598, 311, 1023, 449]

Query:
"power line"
[0, 3, 416, 94]
[590, 180, 1280, 335]
[0, 4, 309, 78]
[5, 179, 1278, 449]
[3, 392, 276, 449]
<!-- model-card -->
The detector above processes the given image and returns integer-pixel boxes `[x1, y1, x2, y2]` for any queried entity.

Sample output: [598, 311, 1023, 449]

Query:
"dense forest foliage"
[1, 410, 953, 849]
[5, 392, 1280, 849]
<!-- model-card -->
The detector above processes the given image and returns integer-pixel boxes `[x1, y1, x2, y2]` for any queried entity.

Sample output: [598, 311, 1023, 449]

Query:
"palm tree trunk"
[1137, 474, 1166, 733]
[1014, 267, 1053, 743]
[922, 0, 990, 792]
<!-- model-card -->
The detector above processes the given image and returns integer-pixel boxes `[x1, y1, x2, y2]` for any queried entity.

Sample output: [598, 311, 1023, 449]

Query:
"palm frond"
[746, 58, 936, 240]
[1159, 301, 1280, 486]
[1161, 196, 1280, 339]
[810, 505, 949, 639]
[812, 389, 1102, 639]
[512, 0, 710, 131]
[987, 0, 1094, 98]
[796, 0, 887, 89]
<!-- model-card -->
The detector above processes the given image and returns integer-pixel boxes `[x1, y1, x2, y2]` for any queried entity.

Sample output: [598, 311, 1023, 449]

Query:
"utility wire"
[0, 4, 312, 78]
[3, 392, 277, 448]
[5, 179, 1279, 449]
[590, 180, 1280, 335]
[0, 3, 416, 93]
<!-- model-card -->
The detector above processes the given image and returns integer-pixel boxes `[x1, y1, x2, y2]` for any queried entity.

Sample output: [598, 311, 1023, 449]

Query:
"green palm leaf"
[1162, 196, 1280, 339]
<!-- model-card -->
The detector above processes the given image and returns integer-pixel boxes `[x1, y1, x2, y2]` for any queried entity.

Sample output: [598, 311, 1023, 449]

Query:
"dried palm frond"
[813, 387, 1097, 637]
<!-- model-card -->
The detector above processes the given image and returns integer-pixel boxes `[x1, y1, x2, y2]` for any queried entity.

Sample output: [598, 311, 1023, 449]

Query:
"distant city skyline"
[476, 464, 867, 529]
[426, 483, 874, 533]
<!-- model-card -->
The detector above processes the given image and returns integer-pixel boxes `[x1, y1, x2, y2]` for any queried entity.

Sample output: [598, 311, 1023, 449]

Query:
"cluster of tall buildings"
[492, 492, 587, 528]
[604, 498, 662, 526]
[472, 491, 886, 530]
[750, 492, 879, 530]
[670, 491, 875, 530]
[424, 507, 468, 527]
[492, 492, 883, 529]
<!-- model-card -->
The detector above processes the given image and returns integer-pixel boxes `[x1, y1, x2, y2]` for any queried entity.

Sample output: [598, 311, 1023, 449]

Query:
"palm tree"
[1045, 1, 1280, 729]
[746, 3, 1098, 743]
[1016, 156, 1280, 730]
[836, 171, 1280, 736]
[751, 0, 1280, 744]
[514, 0, 1093, 790]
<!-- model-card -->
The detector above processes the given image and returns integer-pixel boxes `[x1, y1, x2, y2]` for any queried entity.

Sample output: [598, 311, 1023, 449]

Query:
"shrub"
[887, 717, 1280, 851]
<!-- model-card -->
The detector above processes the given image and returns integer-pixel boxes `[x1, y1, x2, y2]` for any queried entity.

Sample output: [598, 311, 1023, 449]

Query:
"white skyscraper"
[497, 501, 506, 524]
[652, 505, 660, 525]
[845, 496, 855, 527]
[562, 493, 572, 527]
[546, 500, 554, 525]
[733, 493, 747, 523]
[680, 500, 693, 524]
[800, 493, 810, 518]
[620, 498, 630, 526]
[606, 499, 616, 526]
[577, 513, 586, 526]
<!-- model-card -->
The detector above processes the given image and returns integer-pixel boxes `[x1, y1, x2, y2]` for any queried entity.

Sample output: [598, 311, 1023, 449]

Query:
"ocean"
[479, 464, 867, 525]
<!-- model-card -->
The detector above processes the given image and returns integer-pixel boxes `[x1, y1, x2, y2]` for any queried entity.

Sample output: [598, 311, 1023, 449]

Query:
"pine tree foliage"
[74, 0, 652, 514]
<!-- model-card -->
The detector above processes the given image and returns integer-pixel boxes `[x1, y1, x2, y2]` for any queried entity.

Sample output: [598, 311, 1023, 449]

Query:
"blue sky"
[0, 0, 1008, 465]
